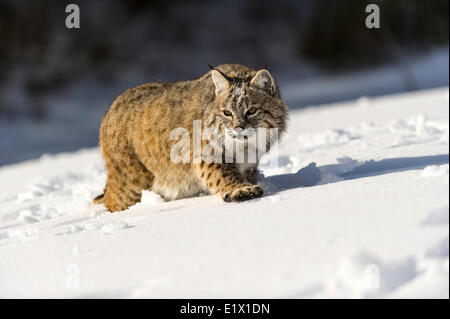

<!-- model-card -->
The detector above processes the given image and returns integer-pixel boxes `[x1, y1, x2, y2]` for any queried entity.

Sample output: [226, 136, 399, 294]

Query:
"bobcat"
[94, 64, 288, 212]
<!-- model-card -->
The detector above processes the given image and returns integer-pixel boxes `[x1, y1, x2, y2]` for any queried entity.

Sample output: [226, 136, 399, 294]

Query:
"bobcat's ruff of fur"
[94, 64, 288, 212]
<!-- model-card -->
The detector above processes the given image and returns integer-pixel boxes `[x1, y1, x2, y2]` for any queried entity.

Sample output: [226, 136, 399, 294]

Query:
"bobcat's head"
[209, 64, 288, 154]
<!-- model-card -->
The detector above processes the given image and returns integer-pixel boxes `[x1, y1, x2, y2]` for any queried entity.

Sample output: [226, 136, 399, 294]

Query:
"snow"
[0, 87, 448, 298]
[282, 47, 449, 107]
[140, 190, 164, 206]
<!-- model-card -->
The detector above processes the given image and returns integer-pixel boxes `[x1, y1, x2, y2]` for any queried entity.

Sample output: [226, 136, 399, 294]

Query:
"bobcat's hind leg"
[102, 152, 154, 212]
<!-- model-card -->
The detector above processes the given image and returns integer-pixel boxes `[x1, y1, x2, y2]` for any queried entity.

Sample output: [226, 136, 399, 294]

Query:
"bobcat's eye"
[246, 107, 257, 116]
[223, 110, 232, 117]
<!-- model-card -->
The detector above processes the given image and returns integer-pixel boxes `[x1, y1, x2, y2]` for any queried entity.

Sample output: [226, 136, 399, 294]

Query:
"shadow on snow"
[262, 154, 449, 195]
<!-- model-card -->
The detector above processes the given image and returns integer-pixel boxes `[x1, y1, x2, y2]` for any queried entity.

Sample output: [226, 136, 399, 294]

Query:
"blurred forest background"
[0, 0, 448, 165]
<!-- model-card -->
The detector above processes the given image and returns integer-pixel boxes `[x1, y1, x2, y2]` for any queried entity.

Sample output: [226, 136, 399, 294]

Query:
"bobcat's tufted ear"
[211, 70, 230, 96]
[250, 69, 275, 95]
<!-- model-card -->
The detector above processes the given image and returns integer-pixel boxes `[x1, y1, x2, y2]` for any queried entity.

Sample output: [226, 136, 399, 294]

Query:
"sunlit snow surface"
[0, 88, 448, 298]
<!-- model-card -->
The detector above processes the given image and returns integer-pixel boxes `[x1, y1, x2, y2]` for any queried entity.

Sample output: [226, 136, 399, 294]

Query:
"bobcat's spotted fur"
[94, 64, 288, 212]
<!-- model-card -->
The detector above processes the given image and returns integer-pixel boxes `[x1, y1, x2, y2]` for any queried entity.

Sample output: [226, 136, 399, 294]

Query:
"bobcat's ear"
[250, 69, 275, 95]
[211, 70, 230, 96]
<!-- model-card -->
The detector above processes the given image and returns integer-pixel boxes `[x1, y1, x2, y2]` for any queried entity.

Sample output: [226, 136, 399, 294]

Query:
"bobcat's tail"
[93, 192, 105, 204]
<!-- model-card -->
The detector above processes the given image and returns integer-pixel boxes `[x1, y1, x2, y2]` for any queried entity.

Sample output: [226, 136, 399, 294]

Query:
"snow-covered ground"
[0, 87, 448, 298]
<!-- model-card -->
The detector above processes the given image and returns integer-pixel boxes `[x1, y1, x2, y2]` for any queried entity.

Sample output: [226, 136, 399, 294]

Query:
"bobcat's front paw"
[223, 185, 264, 202]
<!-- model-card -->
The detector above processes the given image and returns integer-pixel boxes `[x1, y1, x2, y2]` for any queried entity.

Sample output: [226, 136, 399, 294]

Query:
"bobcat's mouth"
[225, 128, 256, 140]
